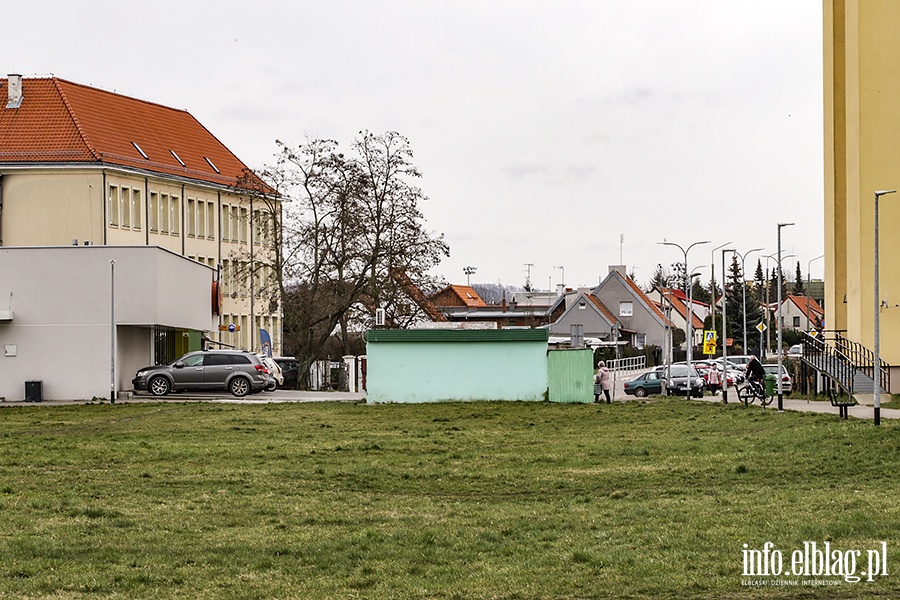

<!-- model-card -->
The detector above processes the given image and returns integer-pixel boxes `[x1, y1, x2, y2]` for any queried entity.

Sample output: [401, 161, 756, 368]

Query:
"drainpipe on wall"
[249, 195, 255, 352]
[102, 171, 108, 245]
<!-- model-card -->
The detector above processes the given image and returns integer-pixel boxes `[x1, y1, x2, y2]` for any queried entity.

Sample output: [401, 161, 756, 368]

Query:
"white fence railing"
[607, 355, 646, 372]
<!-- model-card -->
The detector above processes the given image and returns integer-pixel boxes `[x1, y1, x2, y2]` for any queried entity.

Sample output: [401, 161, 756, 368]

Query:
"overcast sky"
[7, 1, 824, 291]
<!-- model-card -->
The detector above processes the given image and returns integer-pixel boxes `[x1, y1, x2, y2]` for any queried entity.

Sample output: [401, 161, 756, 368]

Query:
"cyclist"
[745, 355, 766, 386]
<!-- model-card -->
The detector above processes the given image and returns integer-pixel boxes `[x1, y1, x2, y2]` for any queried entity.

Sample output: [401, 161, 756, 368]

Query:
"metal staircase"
[800, 330, 887, 400]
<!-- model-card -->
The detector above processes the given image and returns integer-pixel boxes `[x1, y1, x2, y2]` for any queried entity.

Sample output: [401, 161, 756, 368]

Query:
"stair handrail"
[807, 331, 856, 395]
[830, 330, 890, 394]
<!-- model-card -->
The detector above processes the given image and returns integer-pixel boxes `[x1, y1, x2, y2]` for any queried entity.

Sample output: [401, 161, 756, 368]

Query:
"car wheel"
[634, 387, 647, 398]
[230, 377, 250, 397]
[148, 376, 170, 397]
[265, 380, 277, 392]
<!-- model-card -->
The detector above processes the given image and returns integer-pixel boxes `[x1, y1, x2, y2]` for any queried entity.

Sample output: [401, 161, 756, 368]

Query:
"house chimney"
[609, 265, 627, 275]
[6, 74, 23, 109]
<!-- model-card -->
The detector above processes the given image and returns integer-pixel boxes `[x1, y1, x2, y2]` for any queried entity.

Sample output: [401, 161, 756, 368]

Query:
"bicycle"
[736, 378, 774, 407]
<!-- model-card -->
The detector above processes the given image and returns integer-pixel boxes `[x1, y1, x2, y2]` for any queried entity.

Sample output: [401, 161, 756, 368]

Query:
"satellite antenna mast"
[620, 234, 624, 264]
[524, 263, 534, 291]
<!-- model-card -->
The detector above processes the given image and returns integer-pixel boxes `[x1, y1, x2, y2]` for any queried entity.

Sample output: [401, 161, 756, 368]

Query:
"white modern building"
[0, 246, 216, 401]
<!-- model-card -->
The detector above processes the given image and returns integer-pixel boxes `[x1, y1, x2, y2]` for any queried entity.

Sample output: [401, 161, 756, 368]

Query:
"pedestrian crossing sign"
[703, 330, 717, 355]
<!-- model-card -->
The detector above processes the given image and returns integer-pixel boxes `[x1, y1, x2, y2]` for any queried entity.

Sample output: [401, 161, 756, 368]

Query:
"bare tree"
[271, 131, 449, 386]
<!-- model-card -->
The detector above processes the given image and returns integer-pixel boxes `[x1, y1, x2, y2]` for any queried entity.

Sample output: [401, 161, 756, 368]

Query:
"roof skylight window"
[131, 142, 149, 160]
[170, 149, 186, 167]
[204, 157, 220, 173]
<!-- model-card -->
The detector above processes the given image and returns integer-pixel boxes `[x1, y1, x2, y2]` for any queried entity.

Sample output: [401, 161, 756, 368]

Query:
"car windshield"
[668, 365, 699, 377]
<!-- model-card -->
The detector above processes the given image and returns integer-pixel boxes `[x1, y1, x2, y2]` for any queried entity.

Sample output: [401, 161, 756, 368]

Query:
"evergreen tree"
[793, 261, 805, 295]
[754, 259, 765, 303]
[691, 277, 711, 304]
[648, 263, 675, 292]
[725, 254, 744, 350]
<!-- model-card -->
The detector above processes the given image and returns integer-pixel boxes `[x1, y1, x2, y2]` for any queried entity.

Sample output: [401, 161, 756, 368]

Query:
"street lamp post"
[776, 223, 795, 411]
[807, 254, 825, 332]
[710, 242, 731, 332]
[735, 247, 764, 353]
[660, 240, 710, 397]
[659, 240, 710, 360]
[874, 190, 896, 426]
[722, 249, 736, 403]
[763, 252, 795, 356]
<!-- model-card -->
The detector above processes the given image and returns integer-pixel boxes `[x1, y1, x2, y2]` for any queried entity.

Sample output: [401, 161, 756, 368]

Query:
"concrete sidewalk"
[693, 387, 900, 420]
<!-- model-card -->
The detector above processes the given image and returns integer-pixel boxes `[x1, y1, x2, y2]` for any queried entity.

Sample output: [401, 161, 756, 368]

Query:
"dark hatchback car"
[651, 364, 706, 397]
[624, 371, 665, 398]
[132, 350, 269, 397]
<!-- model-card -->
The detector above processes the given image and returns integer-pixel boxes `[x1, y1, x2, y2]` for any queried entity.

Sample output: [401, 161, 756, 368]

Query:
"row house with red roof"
[550, 266, 673, 351]
[0, 74, 280, 362]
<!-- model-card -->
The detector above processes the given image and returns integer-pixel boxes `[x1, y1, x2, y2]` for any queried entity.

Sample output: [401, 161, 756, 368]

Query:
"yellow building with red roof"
[0, 74, 279, 358]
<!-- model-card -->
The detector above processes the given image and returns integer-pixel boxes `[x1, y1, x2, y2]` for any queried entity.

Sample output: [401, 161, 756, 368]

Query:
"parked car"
[132, 350, 269, 397]
[273, 356, 299, 389]
[258, 355, 284, 391]
[709, 358, 745, 384]
[763, 363, 792, 394]
[787, 344, 803, 358]
[624, 371, 664, 398]
[652, 364, 705, 397]
[727, 355, 755, 368]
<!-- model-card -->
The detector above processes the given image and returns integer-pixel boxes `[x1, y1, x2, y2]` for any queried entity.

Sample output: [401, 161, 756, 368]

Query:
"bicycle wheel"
[759, 388, 775, 406]
[737, 384, 754, 406]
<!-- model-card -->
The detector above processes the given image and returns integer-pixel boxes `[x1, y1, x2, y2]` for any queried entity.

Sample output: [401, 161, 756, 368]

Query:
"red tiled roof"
[0, 76, 270, 192]
[449, 285, 487, 308]
[620, 272, 673, 327]
[586, 295, 618, 324]
[787, 295, 823, 318]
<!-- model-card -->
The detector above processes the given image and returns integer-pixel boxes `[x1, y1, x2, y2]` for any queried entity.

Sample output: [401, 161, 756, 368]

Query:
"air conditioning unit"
[375, 308, 386, 327]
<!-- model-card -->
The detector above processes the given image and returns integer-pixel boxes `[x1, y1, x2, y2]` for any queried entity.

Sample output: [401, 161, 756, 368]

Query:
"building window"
[208, 201, 216, 239]
[171, 196, 180, 234]
[221, 204, 231, 241]
[578, 301, 587, 310]
[121, 187, 131, 228]
[197, 200, 206, 237]
[187, 199, 196, 237]
[109, 186, 119, 226]
[132, 189, 142, 230]
[239, 208, 248, 243]
[149, 193, 159, 232]
[619, 301, 633, 317]
[160, 194, 170, 233]
[793, 316, 801, 328]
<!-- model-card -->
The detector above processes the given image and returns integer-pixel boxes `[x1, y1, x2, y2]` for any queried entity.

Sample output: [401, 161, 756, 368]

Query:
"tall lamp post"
[722, 249, 736, 402]
[874, 190, 896, 426]
[710, 241, 732, 332]
[687, 270, 704, 392]
[776, 223, 795, 411]
[660, 240, 710, 395]
[807, 254, 825, 331]
[735, 247, 764, 353]
[763, 251, 795, 356]
[659, 239, 710, 353]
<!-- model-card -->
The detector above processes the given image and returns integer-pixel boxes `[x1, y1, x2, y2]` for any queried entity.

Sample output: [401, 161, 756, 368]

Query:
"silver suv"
[132, 350, 268, 397]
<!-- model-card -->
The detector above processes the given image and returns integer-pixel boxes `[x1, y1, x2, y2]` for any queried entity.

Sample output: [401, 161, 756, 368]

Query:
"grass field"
[0, 398, 898, 599]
